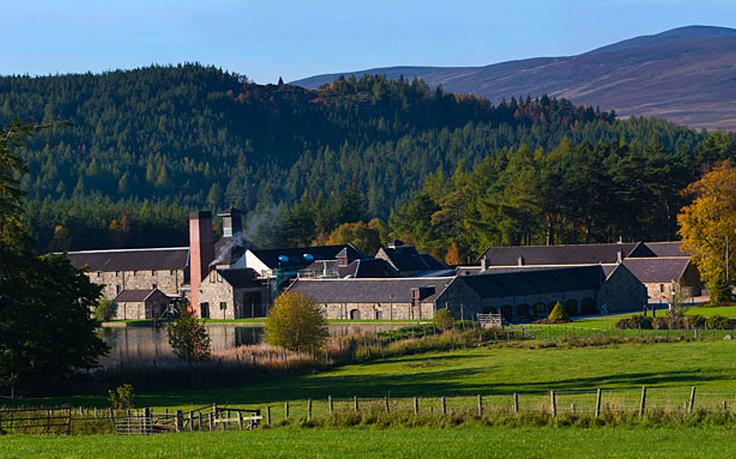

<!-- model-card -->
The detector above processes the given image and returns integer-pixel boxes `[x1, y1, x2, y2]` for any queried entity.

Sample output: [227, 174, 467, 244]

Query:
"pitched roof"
[376, 246, 446, 273]
[479, 242, 654, 266]
[217, 268, 263, 288]
[115, 289, 166, 303]
[66, 247, 189, 272]
[642, 241, 691, 257]
[622, 257, 691, 283]
[249, 245, 364, 270]
[459, 266, 605, 298]
[288, 277, 455, 303]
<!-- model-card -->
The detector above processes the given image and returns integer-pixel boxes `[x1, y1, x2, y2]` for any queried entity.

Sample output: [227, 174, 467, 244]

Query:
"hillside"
[293, 26, 736, 130]
[0, 64, 726, 252]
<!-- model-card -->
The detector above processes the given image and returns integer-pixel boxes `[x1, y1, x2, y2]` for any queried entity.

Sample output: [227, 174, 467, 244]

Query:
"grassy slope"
[27, 339, 736, 415]
[3, 427, 736, 459]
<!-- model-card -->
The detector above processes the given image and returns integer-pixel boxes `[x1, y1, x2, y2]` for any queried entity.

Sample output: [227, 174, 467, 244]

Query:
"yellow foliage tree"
[678, 161, 736, 304]
[265, 292, 328, 352]
[444, 241, 463, 266]
[326, 221, 382, 255]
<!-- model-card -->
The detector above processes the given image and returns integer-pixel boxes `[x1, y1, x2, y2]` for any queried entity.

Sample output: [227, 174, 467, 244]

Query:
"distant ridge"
[293, 26, 736, 130]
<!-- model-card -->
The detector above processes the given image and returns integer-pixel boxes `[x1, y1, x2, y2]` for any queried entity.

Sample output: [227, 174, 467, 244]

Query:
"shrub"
[94, 299, 117, 322]
[167, 306, 211, 363]
[706, 315, 736, 330]
[265, 292, 329, 352]
[616, 315, 653, 329]
[546, 301, 569, 323]
[433, 309, 454, 330]
[108, 383, 134, 413]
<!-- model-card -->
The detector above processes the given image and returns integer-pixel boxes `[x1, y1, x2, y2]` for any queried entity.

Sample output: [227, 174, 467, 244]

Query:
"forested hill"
[0, 64, 723, 252]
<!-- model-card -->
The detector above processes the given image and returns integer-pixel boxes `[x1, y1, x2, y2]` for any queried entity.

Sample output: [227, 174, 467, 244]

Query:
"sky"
[1, 0, 734, 83]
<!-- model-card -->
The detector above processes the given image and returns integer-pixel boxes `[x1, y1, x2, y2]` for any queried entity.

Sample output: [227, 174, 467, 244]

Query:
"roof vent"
[387, 239, 404, 249]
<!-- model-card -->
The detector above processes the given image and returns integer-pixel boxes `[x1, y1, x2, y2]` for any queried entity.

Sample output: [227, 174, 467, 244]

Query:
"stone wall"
[320, 301, 435, 320]
[198, 271, 235, 320]
[115, 301, 147, 320]
[87, 269, 184, 299]
[600, 266, 647, 313]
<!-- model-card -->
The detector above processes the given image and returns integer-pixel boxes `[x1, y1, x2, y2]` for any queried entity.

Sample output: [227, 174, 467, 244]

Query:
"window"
[151, 270, 156, 276]
[152, 283, 157, 289]
[200, 302, 210, 319]
[96, 271, 102, 278]
[375, 310, 383, 320]
[132, 270, 137, 276]
[660, 284, 665, 293]
[115, 271, 120, 277]
[220, 302, 227, 311]
[170, 269, 175, 275]
[116, 285, 121, 294]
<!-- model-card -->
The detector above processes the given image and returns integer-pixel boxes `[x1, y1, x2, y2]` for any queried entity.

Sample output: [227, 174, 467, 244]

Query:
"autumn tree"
[326, 221, 382, 255]
[167, 306, 210, 386]
[678, 161, 736, 304]
[265, 292, 328, 352]
[444, 241, 463, 266]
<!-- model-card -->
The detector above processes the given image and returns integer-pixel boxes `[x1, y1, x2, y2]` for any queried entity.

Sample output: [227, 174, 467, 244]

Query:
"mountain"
[292, 26, 736, 130]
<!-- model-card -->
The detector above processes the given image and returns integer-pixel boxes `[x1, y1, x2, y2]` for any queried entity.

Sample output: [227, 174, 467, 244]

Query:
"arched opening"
[581, 298, 597, 315]
[564, 299, 578, 316]
[349, 309, 361, 320]
[500, 305, 513, 322]
[516, 303, 530, 319]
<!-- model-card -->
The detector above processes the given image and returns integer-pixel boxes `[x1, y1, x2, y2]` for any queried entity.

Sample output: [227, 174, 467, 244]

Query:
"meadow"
[3, 427, 736, 458]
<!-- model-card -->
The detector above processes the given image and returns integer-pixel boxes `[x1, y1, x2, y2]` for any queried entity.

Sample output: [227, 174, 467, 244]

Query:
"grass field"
[22, 338, 736, 418]
[3, 427, 736, 458]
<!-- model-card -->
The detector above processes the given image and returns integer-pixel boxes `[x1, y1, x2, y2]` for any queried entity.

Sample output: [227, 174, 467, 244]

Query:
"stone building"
[197, 268, 269, 319]
[66, 247, 188, 299]
[287, 277, 455, 320]
[114, 288, 171, 320]
[620, 257, 703, 302]
[375, 240, 446, 275]
[478, 241, 656, 266]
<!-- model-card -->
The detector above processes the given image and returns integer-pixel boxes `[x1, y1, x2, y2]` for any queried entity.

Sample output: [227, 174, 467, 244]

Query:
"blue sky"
[1, 0, 734, 83]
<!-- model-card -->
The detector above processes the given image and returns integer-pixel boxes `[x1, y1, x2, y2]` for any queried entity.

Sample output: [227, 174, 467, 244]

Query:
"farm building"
[620, 257, 702, 301]
[288, 264, 647, 322]
[374, 240, 446, 275]
[197, 268, 268, 319]
[113, 288, 171, 320]
[66, 247, 188, 299]
[478, 241, 656, 266]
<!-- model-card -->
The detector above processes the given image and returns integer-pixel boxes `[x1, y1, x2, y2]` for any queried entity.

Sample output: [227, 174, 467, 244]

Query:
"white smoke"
[209, 231, 252, 268]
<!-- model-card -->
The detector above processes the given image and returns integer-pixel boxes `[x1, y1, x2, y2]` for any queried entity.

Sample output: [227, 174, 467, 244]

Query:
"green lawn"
[21, 339, 736, 418]
[2, 427, 735, 458]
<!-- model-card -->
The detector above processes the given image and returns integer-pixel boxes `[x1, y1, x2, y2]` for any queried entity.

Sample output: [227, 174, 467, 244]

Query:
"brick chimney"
[189, 210, 215, 314]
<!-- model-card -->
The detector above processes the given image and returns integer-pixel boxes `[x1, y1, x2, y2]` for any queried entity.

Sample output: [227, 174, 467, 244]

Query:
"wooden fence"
[1, 386, 732, 435]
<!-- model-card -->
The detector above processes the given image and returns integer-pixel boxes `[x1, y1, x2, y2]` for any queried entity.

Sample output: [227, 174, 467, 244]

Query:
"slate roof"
[66, 247, 189, 272]
[218, 268, 263, 288]
[459, 266, 605, 298]
[376, 246, 447, 273]
[622, 257, 691, 283]
[249, 245, 364, 270]
[643, 241, 691, 257]
[115, 289, 166, 303]
[479, 242, 654, 266]
[288, 277, 455, 303]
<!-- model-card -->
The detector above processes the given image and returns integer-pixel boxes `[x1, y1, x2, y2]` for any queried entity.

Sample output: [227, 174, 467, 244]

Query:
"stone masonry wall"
[87, 269, 183, 300]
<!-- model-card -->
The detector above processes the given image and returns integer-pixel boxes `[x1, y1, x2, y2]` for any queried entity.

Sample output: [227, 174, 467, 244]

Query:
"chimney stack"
[219, 208, 242, 238]
[617, 249, 623, 264]
[189, 210, 215, 314]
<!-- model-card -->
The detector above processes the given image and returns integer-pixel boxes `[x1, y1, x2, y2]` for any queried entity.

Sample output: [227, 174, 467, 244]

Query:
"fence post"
[266, 406, 272, 425]
[307, 399, 312, 421]
[188, 411, 194, 432]
[285, 401, 289, 419]
[688, 386, 697, 414]
[595, 388, 602, 418]
[513, 393, 519, 414]
[570, 403, 576, 414]
[441, 397, 447, 416]
[198, 411, 203, 431]
[639, 386, 647, 417]
[328, 395, 334, 416]
[723, 401, 728, 412]
[353, 396, 359, 415]
[175, 410, 183, 432]
[477, 395, 483, 416]
[413, 397, 419, 416]
[238, 412, 243, 430]
[384, 396, 391, 416]
[550, 391, 557, 417]
[208, 412, 213, 432]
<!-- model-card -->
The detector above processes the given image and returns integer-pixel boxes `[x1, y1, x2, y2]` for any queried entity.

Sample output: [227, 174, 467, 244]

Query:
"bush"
[546, 301, 569, 323]
[706, 315, 736, 330]
[433, 309, 454, 330]
[616, 315, 653, 329]
[94, 299, 117, 322]
[108, 383, 134, 413]
[265, 292, 329, 352]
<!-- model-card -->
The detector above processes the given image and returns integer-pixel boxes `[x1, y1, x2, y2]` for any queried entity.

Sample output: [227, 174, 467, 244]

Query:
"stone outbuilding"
[620, 257, 703, 302]
[197, 268, 269, 319]
[114, 288, 171, 320]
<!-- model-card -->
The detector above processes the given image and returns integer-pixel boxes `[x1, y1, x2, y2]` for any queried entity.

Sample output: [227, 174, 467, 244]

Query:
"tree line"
[0, 63, 715, 252]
